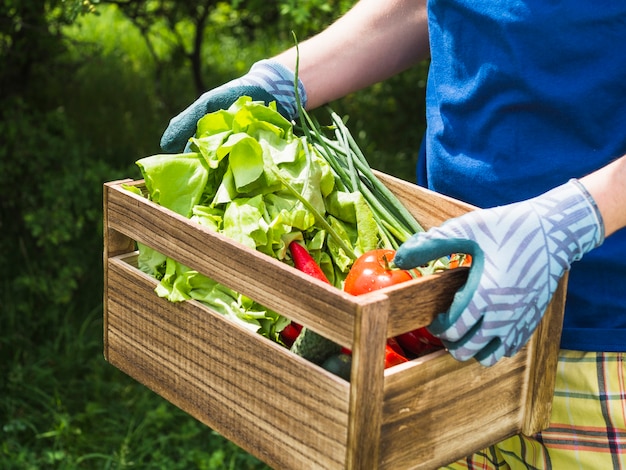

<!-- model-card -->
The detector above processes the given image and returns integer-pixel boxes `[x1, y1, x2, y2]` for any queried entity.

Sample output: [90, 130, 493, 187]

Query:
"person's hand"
[394, 179, 604, 366]
[160, 59, 306, 153]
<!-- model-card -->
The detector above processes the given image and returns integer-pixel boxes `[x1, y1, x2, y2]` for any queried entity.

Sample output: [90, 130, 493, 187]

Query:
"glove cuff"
[568, 178, 606, 248]
[539, 178, 605, 262]
[236, 59, 307, 120]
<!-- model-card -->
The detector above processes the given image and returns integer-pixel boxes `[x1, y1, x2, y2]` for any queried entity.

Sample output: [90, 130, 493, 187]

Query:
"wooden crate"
[103, 172, 566, 470]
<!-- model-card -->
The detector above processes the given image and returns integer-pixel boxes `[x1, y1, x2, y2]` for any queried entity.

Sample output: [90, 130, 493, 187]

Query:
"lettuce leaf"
[132, 96, 381, 338]
[136, 153, 208, 218]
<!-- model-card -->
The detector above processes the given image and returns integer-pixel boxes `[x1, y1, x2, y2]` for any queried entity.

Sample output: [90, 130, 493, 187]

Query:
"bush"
[0, 2, 428, 467]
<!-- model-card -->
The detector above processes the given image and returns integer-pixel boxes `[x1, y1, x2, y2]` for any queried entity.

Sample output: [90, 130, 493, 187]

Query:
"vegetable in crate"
[343, 248, 418, 295]
[130, 97, 387, 342]
[286, 241, 341, 364]
[344, 249, 444, 359]
[395, 327, 444, 357]
[128, 96, 460, 369]
[321, 353, 352, 382]
[342, 249, 412, 366]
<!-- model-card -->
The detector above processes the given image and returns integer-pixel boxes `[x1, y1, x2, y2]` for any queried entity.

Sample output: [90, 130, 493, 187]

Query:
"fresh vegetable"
[385, 342, 409, 368]
[297, 109, 425, 252]
[321, 342, 407, 379]
[342, 249, 411, 367]
[449, 253, 472, 269]
[289, 326, 341, 365]
[130, 92, 458, 369]
[343, 249, 446, 359]
[288, 241, 331, 284]
[343, 249, 417, 296]
[131, 97, 380, 340]
[321, 353, 352, 381]
[341, 336, 409, 370]
[395, 327, 444, 357]
[279, 322, 302, 348]
[284, 241, 341, 362]
[284, 239, 330, 349]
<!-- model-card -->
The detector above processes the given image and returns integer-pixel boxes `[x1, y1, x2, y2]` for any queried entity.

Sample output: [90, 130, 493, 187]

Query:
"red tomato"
[344, 249, 417, 296]
[344, 249, 417, 368]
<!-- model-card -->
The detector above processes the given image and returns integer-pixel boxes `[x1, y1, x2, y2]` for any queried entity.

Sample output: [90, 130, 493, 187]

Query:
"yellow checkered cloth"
[443, 350, 626, 469]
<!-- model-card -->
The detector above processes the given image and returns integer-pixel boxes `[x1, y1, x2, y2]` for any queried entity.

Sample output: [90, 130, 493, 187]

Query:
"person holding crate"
[160, 0, 626, 467]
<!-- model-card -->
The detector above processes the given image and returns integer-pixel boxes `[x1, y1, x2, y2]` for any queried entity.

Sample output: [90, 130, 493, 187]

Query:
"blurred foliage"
[0, 0, 427, 467]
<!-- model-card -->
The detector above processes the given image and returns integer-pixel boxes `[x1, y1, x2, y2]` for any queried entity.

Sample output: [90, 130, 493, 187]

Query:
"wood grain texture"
[521, 273, 568, 435]
[380, 350, 528, 469]
[103, 172, 566, 470]
[107, 254, 350, 469]
[103, 180, 136, 361]
[346, 292, 389, 468]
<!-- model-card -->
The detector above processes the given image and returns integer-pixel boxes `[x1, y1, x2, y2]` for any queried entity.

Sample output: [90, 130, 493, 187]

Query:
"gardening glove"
[394, 179, 604, 367]
[160, 59, 306, 153]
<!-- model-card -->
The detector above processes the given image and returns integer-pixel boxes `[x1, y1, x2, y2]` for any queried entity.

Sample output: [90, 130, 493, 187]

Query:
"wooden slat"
[381, 268, 469, 337]
[521, 274, 568, 435]
[380, 350, 528, 469]
[345, 291, 389, 468]
[107, 254, 350, 469]
[103, 180, 136, 361]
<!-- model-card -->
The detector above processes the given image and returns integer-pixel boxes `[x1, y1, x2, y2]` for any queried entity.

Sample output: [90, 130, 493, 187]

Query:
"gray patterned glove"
[394, 179, 604, 366]
[160, 59, 306, 153]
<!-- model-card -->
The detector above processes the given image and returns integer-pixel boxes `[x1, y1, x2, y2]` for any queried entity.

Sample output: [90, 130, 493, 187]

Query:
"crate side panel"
[522, 275, 567, 434]
[375, 172, 475, 230]
[106, 257, 350, 470]
[106, 183, 356, 348]
[378, 351, 528, 469]
[382, 268, 469, 337]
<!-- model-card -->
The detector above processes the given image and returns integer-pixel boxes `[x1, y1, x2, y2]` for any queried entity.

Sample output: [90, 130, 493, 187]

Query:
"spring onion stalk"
[271, 146, 357, 260]
[291, 33, 424, 253]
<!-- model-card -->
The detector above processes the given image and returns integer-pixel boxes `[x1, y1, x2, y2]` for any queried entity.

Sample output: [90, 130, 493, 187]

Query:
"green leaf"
[228, 135, 265, 191]
[137, 243, 167, 279]
[222, 195, 268, 250]
[136, 153, 209, 218]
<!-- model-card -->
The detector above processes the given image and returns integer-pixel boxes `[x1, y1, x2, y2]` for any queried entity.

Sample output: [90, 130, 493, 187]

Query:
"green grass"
[1, 295, 271, 469]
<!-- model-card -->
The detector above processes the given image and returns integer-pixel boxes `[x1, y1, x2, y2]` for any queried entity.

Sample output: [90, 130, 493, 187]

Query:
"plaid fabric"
[443, 350, 626, 469]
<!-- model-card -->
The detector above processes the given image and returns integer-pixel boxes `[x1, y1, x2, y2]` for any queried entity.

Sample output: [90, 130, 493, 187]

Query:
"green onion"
[291, 33, 425, 254]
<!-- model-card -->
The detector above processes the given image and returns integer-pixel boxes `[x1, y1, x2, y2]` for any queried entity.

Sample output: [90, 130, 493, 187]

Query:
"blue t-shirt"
[419, 0, 626, 351]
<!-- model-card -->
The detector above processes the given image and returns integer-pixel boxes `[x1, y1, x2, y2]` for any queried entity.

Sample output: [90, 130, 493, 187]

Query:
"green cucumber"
[290, 327, 341, 365]
[322, 353, 352, 381]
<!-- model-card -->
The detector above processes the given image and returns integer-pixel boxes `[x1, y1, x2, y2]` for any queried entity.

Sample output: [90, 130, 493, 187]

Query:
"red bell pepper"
[288, 241, 330, 284]
[395, 326, 444, 357]
[280, 322, 302, 348]
[385, 343, 409, 368]
[339, 339, 409, 369]
[280, 241, 330, 346]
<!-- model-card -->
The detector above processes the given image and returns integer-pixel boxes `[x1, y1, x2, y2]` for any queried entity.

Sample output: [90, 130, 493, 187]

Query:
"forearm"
[273, 0, 429, 109]
[580, 155, 626, 237]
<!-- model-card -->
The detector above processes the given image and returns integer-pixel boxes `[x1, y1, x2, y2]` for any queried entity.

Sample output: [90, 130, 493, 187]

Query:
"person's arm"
[274, 0, 430, 109]
[160, 0, 429, 152]
[580, 155, 626, 237]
